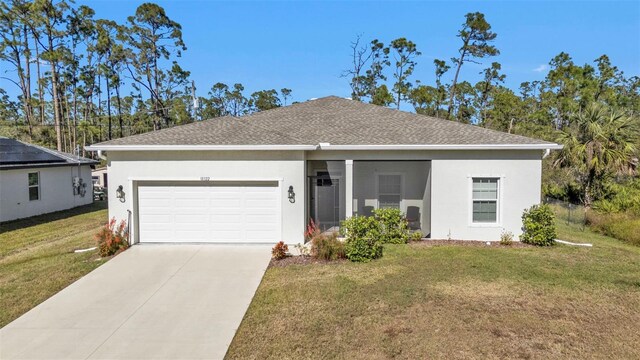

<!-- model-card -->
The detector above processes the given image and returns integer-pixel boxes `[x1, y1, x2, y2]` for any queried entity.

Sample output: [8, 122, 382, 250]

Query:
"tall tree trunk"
[33, 33, 45, 125]
[49, 60, 62, 151]
[105, 72, 112, 140]
[22, 25, 33, 138]
[447, 43, 469, 118]
[115, 83, 123, 137]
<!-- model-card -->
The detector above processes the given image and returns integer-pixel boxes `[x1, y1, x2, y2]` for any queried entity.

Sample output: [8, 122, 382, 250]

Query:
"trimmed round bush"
[341, 215, 383, 262]
[520, 204, 557, 246]
[373, 208, 410, 244]
[344, 235, 383, 263]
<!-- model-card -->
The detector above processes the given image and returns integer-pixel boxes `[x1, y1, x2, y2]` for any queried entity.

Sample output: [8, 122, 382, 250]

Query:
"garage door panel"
[245, 230, 277, 241]
[174, 230, 208, 241]
[140, 198, 172, 207]
[139, 214, 173, 224]
[210, 230, 243, 240]
[245, 214, 278, 223]
[175, 198, 209, 207]
[138, 184, 280, 243]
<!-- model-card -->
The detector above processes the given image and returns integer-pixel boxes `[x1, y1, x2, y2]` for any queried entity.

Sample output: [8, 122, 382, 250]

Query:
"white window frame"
[28, 171, 40, 201]
[376, 173, 404, 210]
[468, 175, 503, 227]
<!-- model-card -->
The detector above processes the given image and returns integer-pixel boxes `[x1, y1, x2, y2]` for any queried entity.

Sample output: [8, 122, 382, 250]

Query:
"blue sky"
[7, 1, 640, 104]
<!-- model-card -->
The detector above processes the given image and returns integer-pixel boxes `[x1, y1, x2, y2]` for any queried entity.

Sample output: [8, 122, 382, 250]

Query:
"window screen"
[378, 174, 401, 209]
[472, 178, 498, 223]
[28, 172, 40, 201]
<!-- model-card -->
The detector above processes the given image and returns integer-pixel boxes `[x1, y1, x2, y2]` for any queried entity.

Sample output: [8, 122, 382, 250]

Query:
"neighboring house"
[0, 138, 97, 222]
[92, 167, 108, 188]
[86, 96, 562, 244]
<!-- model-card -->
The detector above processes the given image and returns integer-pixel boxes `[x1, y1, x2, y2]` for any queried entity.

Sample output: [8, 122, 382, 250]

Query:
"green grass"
[227, 221, 640, 359]
[0, 202, 109, 327]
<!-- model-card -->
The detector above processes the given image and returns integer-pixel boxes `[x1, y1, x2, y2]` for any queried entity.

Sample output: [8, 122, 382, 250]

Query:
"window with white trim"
[472, 178, 499, 223]
[28, 172, 40, 201]
[378, 174, 402, 209]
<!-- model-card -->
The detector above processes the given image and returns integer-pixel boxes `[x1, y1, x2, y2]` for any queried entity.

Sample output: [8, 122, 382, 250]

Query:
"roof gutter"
[317, 144, 564, 151]
[85, 144, 319, 151]
[85, 143, 563, 152]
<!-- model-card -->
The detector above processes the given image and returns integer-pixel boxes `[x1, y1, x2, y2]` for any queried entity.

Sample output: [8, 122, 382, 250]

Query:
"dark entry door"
[309, 172, 340, 231]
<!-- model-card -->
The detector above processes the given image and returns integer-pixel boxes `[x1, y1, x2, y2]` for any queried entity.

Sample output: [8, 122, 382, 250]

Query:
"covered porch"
[306, 160, 432, 236]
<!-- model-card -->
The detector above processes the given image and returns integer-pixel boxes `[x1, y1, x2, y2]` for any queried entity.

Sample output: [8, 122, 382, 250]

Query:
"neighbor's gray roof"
[0, 137, 98, 170]
[88, 96, 555, 148]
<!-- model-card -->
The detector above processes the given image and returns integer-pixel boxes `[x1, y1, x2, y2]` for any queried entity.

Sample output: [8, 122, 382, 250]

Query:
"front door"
[309, 172, 340, 231]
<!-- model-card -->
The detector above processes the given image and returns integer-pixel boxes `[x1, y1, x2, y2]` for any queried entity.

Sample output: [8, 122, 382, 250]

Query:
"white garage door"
[137, 183, 280, 243]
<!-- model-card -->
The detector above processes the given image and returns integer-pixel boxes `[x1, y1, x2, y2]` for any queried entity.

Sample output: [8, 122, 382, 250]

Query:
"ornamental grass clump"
[311, 232, 345, 260]
[95, 217, 129, 257]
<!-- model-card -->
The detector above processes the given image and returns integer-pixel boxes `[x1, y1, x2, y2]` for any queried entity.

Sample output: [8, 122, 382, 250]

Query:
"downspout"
[97, 150, 107, 160]
[542, 148, 551, 159]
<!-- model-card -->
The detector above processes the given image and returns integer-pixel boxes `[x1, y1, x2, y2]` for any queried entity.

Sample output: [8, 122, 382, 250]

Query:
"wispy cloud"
[533, 64, 549, 73]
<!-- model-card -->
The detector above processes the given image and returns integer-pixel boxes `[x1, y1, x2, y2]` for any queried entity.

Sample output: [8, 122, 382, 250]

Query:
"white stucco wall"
[0, 165, 94, 222]
[105, 151, 306, 245]
[307, 149, 543, 241]
[104, 149, 543, 244]
[429, 151, 542, 241]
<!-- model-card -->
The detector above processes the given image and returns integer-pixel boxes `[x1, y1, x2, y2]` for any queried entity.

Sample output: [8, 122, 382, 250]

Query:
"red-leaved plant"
[271, 241, 288, 260]
[304, 218, 321, 243]
[95, 217, 129, 257]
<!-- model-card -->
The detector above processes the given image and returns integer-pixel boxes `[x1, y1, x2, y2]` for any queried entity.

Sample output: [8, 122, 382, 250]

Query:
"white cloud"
[533, 64, 549, 73]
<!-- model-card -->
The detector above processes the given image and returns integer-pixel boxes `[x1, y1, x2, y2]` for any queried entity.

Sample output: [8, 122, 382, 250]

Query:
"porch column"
[345, 160, 353, 218]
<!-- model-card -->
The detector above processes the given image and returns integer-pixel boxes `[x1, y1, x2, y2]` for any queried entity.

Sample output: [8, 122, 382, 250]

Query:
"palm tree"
[555, 104, 638, 207]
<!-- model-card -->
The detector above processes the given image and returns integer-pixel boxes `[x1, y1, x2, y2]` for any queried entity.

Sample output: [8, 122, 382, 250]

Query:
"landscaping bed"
[269, 255, 347, 268]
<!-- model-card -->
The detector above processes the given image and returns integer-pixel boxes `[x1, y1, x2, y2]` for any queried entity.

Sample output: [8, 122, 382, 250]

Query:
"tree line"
[1, 2, 638, 208]
[342, 12, 639, 207]
[0, 0, 291, 155]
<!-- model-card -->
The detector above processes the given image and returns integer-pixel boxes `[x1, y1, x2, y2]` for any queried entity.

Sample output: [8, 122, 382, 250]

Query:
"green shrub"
[372, 208, 410, 244]
[520, 204, 556, 246]
[500, 230, 514, 246]
[410, 231, 424, 242]
[311, 232, 345, 260]
[271, 241, 288, 260]
[592, 178, 640, 216]
[341, 216, 383, 262]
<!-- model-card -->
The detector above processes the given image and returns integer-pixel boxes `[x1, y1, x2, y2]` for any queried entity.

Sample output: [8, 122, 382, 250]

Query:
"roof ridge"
[326, 97, 556, 145]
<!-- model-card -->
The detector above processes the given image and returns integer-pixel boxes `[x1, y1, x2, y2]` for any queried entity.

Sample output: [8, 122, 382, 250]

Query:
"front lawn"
[227, 221, 640, 359]
[0, 202, 109, 327]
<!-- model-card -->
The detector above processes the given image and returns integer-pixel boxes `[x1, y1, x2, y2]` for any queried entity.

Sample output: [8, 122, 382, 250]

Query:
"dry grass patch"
[227, 221, 640, 359]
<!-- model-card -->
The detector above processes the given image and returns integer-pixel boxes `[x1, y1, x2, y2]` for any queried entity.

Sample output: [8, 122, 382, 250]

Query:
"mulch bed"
[269, 255, 347, 268]
[270, 240, 533, 267]
[409, 239, 533, 248]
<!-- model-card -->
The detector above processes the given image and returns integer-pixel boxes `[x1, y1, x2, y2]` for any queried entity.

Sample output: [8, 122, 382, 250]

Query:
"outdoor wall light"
[288, 185, 295, 203]
[116, 185, 126, 203]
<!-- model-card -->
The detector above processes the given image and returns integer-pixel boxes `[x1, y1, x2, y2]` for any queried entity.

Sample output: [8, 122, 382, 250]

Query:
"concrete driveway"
[0, 245, 271, 359]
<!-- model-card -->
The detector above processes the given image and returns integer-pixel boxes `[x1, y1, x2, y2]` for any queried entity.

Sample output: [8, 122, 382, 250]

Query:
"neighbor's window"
[472, 178, 499, 223]
[28, 172, 40, 201]
[378, 174, 402, 209]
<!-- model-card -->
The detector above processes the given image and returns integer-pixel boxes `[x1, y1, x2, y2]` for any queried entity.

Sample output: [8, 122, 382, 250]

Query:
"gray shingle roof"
[89, 96, 555, 147]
